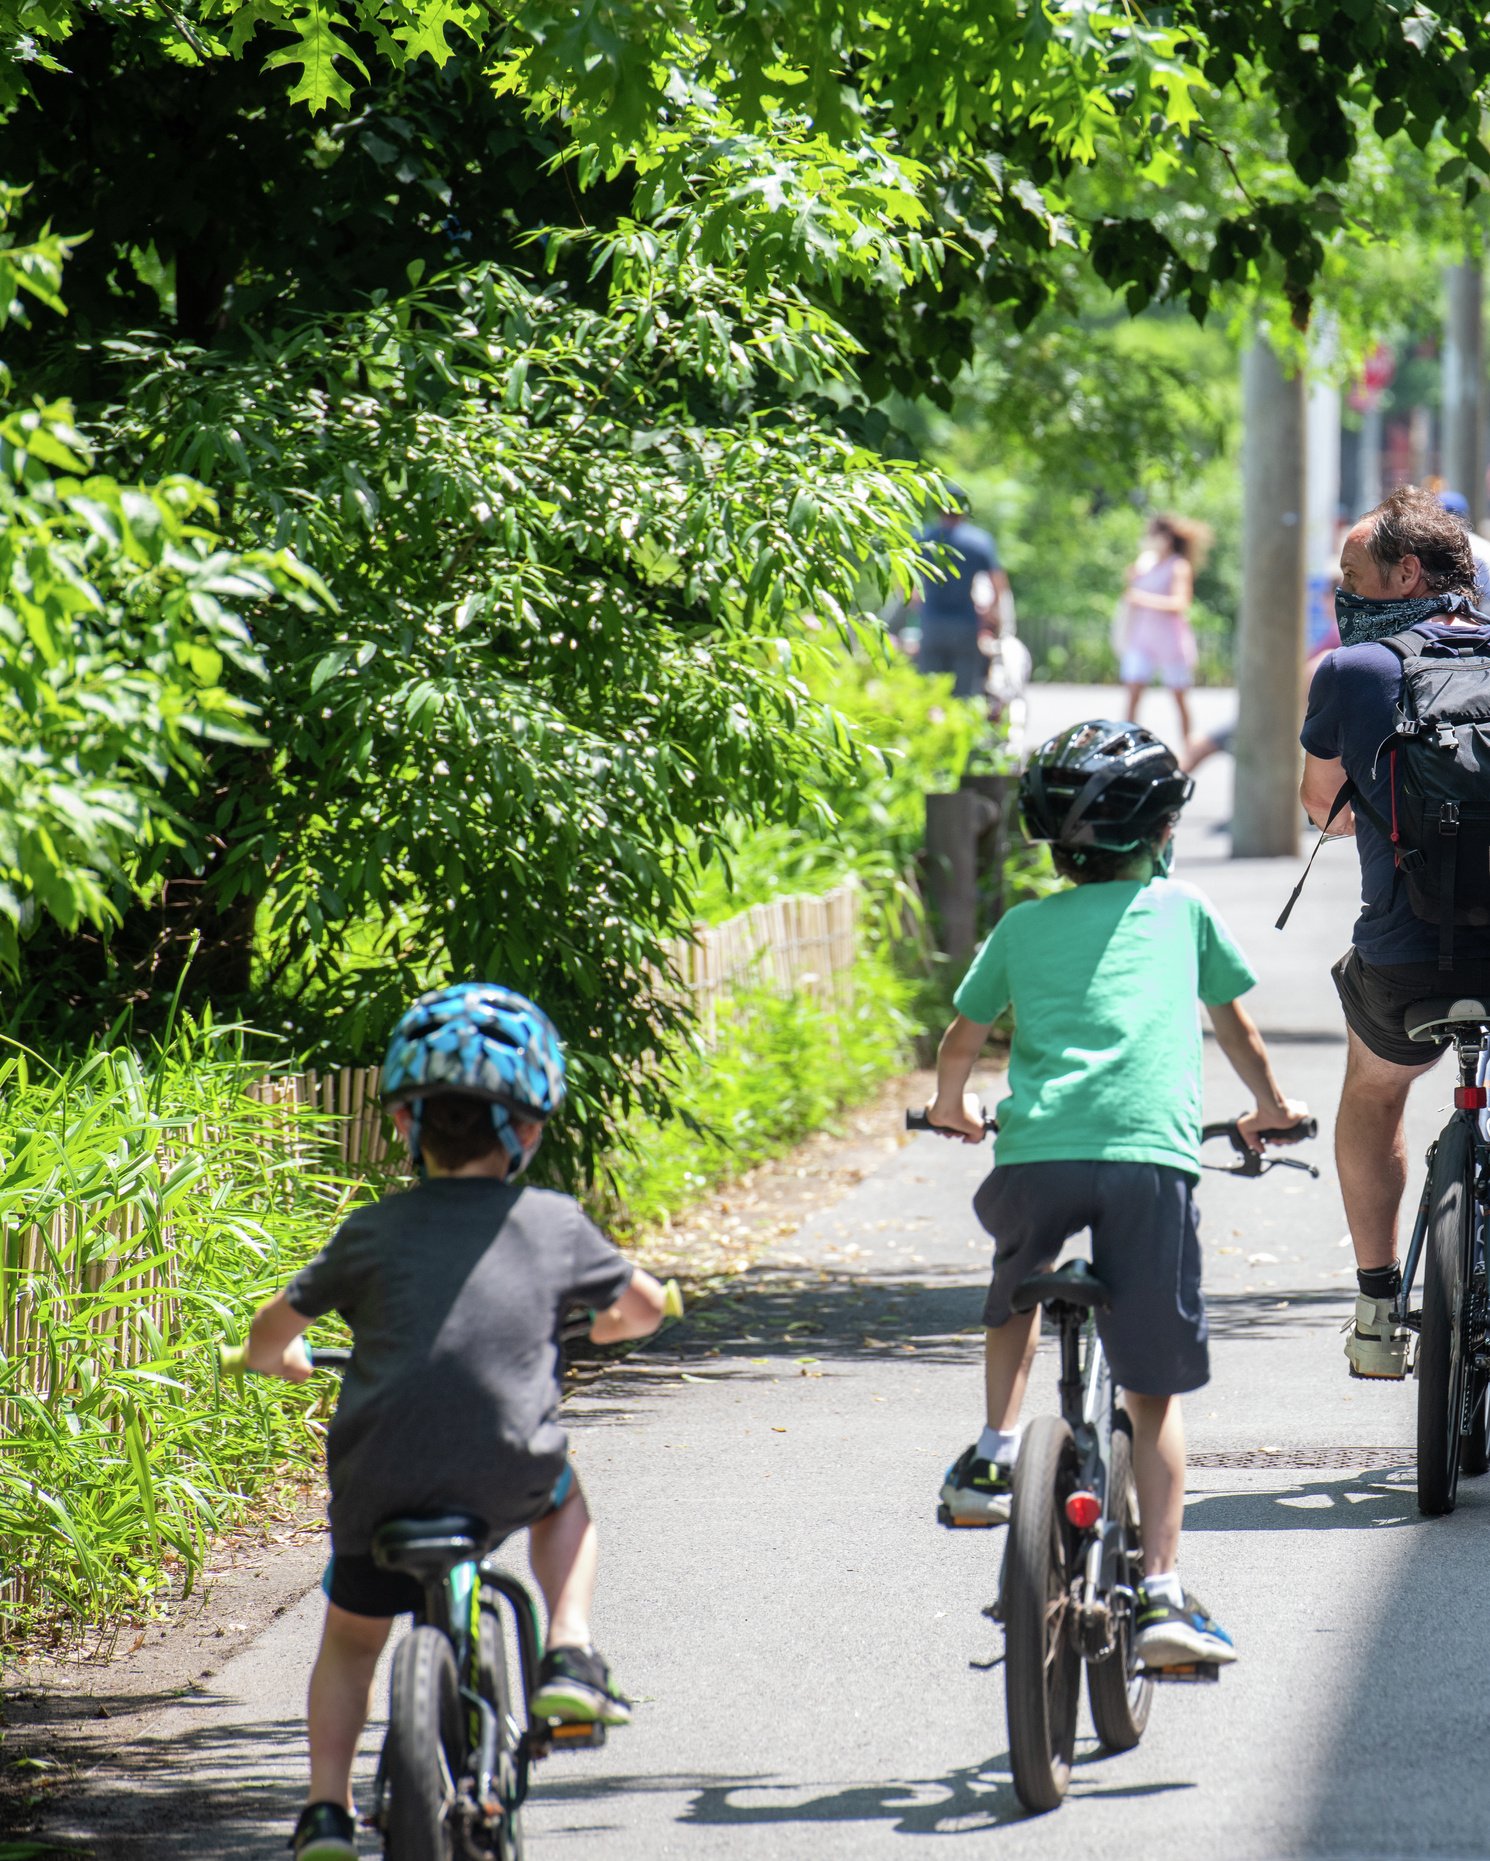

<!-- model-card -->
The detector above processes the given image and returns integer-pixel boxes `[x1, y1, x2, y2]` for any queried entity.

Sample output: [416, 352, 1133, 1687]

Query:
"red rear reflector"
[1455, 1086, 1487, 1110]
[1064, 1491, 1101, 1530]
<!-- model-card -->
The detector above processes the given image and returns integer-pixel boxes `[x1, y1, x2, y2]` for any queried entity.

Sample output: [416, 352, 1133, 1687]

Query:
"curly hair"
[1364, 486, 1477, 596]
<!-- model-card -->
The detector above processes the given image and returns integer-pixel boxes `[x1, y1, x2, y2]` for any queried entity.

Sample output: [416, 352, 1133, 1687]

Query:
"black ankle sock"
[1357, 1263, 1401, 1300]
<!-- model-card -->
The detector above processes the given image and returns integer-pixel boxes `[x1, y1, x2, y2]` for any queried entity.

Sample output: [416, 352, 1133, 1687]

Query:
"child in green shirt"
[925, 719, 1307, 1669]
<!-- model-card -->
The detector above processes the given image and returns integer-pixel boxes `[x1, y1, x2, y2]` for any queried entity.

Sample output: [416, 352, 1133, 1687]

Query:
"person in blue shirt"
[1300, 485, 1490, 1380]
[910, 497, 1011, 698]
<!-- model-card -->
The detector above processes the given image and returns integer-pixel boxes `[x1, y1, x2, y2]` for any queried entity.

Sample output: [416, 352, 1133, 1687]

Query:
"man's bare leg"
[1336, 1027, 1437, 1270]
[1337, 1026, 1438, 1376]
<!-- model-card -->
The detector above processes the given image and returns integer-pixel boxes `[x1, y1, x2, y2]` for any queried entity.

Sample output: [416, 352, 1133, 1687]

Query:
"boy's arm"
[246, 1289, 315, 1382]
[589, 1268, 667, 1345]
[926, 1013, 994, 1142]
[1207, 999, 1309, 1151]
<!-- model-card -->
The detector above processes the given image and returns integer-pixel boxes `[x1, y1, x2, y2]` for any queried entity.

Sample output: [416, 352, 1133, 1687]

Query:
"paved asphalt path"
[55, 685, 1490, 1859]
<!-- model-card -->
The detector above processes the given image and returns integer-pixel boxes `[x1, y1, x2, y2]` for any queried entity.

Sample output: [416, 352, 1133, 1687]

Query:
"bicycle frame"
[1050, 1300, 1130, 1662]
[369, 1553, 601, 1842]
[1395, 1032, 1490, 1336]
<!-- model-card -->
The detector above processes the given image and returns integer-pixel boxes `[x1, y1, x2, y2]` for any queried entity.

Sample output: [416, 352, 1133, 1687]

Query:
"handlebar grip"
[308, 1346, 352, 1369]
[220, 1341, 248, 1377]
[662, 1278, 684, 1321]
[1269, 1116, 1317, 1141]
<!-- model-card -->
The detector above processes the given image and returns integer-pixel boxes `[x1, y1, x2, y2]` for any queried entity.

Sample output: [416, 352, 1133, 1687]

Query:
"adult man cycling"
[1299, 486, 1490, 1378]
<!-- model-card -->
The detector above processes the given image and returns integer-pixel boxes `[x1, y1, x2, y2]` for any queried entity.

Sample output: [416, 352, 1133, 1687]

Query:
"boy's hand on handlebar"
[1237, 1098, 1311, 1153]
[924, 1092, 988, 1143]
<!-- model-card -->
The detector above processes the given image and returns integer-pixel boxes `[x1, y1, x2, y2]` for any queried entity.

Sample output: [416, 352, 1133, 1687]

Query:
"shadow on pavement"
[44, 1717, 307, 1857]
[1182, 1470, 1423, 1533]
[669, 1747, 1194, 1836]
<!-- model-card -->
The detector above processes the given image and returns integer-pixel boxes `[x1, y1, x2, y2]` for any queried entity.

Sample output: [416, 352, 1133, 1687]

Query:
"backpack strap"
[1437, 801, 1460, 971]
[1276, 781, 1357, 931]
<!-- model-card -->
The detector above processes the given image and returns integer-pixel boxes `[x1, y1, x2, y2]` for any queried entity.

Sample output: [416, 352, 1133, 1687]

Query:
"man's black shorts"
[1331, 948, 1490, 1067]
[974, 1159, 1208, 1397]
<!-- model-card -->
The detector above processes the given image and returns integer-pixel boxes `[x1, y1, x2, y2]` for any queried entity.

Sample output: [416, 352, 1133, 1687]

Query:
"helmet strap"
[491, 1104, 538, 1177]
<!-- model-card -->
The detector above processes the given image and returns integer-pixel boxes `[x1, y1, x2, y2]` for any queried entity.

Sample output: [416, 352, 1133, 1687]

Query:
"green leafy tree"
[0, 196, 324, 983]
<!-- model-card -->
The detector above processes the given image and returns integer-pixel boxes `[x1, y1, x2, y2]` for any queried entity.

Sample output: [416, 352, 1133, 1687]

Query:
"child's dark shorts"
[975, 1160, 1208, 1396]
[323, 1461, 577, 1619]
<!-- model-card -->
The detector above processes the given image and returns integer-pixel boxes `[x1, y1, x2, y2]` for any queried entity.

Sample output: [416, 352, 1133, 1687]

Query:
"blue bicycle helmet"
[380, 983, 566, 1173]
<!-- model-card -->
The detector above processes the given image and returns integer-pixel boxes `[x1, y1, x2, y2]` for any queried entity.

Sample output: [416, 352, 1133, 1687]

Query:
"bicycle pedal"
[1143, 1660, 1220, 1684]
[542, 1719, 608, 1750]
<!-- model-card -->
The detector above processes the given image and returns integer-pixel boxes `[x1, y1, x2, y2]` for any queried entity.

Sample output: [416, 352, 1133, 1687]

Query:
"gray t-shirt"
[286, 1177, 634, 1553]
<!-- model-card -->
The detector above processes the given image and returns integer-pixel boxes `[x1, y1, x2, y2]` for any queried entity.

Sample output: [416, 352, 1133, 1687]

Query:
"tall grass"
[0, 1018, 357, 1637]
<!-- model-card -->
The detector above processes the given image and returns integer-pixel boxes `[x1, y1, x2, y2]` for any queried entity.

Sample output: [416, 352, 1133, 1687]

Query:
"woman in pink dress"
[1117, 515, 1208, 741]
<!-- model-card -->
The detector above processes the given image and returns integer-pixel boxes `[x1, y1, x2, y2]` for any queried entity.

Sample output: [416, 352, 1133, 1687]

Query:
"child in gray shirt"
[243, 984, 667, 1861]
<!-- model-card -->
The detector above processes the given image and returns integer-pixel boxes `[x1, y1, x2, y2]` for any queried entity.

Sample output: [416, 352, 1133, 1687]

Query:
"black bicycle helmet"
[1019, 719, 1194, 850]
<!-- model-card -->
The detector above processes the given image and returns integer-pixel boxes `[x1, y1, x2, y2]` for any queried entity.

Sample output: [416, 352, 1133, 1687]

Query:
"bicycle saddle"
[372, 1512, 489, 1580]
[1009, 1260, 1111, 1316]
[1403, 997, 1490, 1043]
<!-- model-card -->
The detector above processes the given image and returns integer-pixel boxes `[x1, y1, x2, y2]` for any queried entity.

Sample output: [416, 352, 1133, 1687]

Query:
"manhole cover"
[1188, 1447, 1416, 1470]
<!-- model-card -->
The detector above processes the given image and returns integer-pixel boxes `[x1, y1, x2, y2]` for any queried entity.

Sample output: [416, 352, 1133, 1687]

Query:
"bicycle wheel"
[1086, 1410, 1153, 1753]
[1004, 1414, 1081, 1814]
[383, 1626, 463, 1859]
[477, 1599, 526, 1861]
[1417, 1120, 1474, 1517]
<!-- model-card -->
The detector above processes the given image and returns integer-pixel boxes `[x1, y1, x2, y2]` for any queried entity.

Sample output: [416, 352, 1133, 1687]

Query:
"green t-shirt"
[953, 877, 1257, 1177]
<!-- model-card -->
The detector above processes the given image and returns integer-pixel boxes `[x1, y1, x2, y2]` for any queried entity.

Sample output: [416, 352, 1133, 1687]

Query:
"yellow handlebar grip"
[662, 1277, 684, 1321]
[220, 1342, 249, 1377]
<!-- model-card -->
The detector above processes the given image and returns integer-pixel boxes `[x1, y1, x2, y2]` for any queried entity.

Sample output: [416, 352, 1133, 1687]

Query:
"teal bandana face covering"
[1334, 587, 1480, 647]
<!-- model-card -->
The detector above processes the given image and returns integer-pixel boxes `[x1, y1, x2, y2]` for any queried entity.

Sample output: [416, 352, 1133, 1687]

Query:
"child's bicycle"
[220, 1282, 682, 1859]
[909, 1109, 1316, 1814]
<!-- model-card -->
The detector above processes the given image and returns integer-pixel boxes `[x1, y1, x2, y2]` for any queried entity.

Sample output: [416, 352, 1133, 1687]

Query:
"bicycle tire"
[1417, 1120, 1474, 1518]
[383, 1626, 463, 1860]
[1086, 1411, 1153, 1753]
[477, 1599, 526, 1861]
[1004, 1414, 1081, 1814]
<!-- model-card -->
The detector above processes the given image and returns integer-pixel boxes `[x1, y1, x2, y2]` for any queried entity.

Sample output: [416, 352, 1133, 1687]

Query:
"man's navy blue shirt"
[917, 519, 999, 626]
[1301, 621, 1490, 965]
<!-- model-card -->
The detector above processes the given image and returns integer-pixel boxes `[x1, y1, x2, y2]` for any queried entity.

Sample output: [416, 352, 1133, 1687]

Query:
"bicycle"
[909, 1110, 1316, 1813]
[221, 1281, 682, 1857]
[1395, 997, 1490, 1517]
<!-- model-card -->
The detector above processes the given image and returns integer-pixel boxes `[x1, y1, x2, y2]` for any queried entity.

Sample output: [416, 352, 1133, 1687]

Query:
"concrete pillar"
[1443, 256, 1484, 523]
[1233, 338, 1307, 859]
[1359, 404, 1383, 515]
[1306, 325, 1341, 577]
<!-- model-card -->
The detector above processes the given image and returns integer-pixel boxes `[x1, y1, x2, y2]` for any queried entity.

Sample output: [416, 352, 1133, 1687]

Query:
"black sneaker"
[1134, 1586, 1237, 1670]
[937, 1444, 1013, 1527]
[529, 1645, 633, 1725]
[289, 1800, 357, 1859]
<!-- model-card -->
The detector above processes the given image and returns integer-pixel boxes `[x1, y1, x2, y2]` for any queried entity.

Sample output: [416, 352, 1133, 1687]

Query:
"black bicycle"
[221, 1337, 611, 1860]
[909, 1111, 1315, 1813]
[1396, 998, 1490, 1517]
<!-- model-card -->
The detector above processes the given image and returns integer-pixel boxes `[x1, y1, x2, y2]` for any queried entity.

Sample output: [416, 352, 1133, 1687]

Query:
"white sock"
[1144, 1570, 1184, 1607]
[976, 1425, 1020, 1466]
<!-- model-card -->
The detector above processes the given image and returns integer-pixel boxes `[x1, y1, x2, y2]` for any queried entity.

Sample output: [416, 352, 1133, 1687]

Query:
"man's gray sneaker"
[1344, 1293, 1409, 1379]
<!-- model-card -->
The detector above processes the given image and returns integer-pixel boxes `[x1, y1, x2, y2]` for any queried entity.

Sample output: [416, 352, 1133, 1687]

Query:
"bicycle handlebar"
[1200, 1117, 1319, 1179]
[1201, 1116, 1317, 1149]
[219, 1280, 685, 1379]
[905, 1108, 999, 1137]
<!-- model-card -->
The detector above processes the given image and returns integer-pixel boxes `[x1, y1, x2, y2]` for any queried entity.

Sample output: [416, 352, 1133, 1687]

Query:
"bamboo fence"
[7, 878, 861, 1340]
